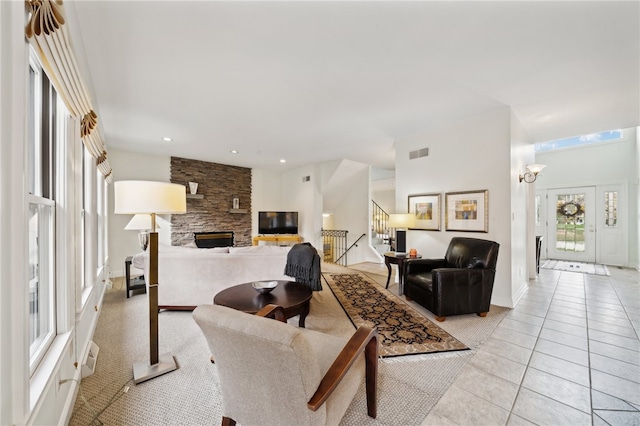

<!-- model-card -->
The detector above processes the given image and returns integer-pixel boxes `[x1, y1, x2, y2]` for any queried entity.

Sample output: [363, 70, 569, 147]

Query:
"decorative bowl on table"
[252, 281, 278, 294]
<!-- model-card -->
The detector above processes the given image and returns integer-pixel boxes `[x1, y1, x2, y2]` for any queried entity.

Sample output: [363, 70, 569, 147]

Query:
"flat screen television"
[258, 211, 299, 235]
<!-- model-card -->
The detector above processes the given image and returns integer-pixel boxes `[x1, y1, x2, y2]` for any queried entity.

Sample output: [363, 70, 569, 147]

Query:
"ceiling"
[67, 1, 639, 173]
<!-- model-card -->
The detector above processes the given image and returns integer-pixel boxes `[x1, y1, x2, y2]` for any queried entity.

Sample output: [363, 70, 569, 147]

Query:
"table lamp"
[124, 213, 161, 251]
[388, 213, 415, 254]
[114, 181, 186, 384]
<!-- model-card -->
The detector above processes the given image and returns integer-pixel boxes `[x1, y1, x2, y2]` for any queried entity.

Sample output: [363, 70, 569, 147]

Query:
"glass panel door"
[547, 187, 596, 262]
[597, 184, 627, 266]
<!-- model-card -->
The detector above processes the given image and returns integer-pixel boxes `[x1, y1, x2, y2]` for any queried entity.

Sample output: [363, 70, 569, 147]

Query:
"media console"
[252, 234, 302, 246]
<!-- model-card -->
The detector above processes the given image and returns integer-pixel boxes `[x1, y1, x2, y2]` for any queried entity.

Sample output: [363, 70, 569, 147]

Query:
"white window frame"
[97, 167, 106, 274]
[27, 53, 57, 375]
[27, 197, 56, 374]
[535, 129, 626, 153]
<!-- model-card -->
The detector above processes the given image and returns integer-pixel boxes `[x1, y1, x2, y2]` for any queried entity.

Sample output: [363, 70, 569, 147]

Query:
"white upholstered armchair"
[192, 304, 379, 426]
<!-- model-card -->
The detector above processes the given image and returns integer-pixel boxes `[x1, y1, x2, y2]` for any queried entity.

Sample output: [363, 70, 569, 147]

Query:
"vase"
[188, 182, 198, 194]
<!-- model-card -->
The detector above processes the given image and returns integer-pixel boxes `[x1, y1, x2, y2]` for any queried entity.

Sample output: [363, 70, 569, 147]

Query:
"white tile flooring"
[420, 265, 640, 426]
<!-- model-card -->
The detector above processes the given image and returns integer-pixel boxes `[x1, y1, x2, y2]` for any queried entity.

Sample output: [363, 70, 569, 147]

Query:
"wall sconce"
[519, 164, 546, 183]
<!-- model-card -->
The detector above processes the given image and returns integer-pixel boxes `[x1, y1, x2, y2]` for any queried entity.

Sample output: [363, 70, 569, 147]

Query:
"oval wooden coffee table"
[213, 281, 312, 327]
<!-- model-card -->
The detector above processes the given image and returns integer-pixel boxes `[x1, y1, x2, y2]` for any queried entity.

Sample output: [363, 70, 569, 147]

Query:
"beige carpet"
[70, 265, 509, 426]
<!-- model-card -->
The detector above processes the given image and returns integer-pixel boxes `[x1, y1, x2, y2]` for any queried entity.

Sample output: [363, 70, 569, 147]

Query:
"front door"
[547, 187, 596, 262]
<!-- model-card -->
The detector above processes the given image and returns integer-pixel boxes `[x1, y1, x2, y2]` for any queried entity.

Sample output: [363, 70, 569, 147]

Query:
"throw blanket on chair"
[284, 243, 322, 291]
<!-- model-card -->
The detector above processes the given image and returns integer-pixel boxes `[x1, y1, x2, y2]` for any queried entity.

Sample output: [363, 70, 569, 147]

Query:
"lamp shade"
[124, 214, 160, 231]
[388, 213, 415, 229]
[526, 164, 546, 174]
[114, 181, 186, 215]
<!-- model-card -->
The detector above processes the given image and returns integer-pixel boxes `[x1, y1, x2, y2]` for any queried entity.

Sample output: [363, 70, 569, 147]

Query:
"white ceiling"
[67, 1, 639, 173]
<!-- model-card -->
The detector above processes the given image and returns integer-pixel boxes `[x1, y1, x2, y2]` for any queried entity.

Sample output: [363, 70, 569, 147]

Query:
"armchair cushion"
[404, 258, 448, 275]
[444, 237, 498, 270]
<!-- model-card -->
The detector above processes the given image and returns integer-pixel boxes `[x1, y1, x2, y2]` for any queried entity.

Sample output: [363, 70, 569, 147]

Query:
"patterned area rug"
[541, 259, 610, 276]
[323, 272, 468, 357]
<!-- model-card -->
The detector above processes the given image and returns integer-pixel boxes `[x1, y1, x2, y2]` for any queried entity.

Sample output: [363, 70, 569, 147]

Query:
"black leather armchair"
[403, 237, 499, 322]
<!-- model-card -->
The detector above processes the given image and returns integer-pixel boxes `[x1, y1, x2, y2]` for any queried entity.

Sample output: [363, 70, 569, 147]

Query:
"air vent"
[302, 175, 311, 182]
[409, 147, 429, 159]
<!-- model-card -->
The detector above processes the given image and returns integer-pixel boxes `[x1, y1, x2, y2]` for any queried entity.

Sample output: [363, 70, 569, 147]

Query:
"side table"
[214, 281, 312, 327]
[384, 252, 422, 295]
[125, 256, 146, 298]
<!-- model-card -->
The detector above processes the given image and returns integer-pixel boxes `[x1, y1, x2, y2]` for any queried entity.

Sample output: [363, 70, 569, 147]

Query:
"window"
[27, 55, 57, 373]
[535, 129, 623, 152]
[81, 144, 91, 290]
[97, 169, 106, 270]
[604, 191, 618, 227]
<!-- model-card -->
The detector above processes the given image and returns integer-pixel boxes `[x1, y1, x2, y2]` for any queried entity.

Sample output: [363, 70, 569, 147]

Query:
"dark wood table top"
[384, 252, 422, 261]
[213, 281, 312, 314]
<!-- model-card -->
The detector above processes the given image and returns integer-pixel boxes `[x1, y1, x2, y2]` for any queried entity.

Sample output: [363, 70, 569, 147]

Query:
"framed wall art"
[445, 190, 488, 232]
[407, 193, 441, 231]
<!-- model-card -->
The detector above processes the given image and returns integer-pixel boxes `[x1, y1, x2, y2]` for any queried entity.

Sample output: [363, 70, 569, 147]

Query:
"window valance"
[26, 0, 113, 183]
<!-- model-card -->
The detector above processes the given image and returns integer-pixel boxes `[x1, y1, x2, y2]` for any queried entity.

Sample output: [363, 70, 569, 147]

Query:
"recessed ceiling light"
[162, 137, 173, 142]
[230, 150, 238, 154]
[280, 159, 286, 163]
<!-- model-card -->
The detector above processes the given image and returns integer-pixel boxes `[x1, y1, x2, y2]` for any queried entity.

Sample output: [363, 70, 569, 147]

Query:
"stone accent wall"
[170, 157, 252, 246]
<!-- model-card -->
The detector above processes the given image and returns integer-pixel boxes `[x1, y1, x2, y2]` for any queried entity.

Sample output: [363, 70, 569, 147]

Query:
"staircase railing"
[371, 200, 392, 252]
[321, 229, 348, 266]
[371, 200, 389, 236]
[334, 233, 366, 265]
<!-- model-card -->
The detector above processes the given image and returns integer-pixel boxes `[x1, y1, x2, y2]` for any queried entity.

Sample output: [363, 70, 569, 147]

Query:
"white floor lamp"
[114, 180, 186, 384]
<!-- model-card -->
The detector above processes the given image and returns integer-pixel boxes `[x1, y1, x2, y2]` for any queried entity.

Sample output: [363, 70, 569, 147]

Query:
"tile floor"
[350, 261, 640, 425]
[420, 265, 640, 426]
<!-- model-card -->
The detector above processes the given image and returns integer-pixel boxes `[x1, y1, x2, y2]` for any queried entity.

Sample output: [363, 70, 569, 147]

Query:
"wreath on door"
[557, 201, 582, 217]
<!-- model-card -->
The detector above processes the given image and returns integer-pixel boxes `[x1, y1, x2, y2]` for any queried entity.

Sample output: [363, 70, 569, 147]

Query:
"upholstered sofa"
[132, 245, 292, 310]
[403, 237, 499, 321]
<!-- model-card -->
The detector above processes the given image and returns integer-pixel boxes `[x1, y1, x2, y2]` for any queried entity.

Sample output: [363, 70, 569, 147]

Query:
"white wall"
[1, 4, 30, 422]
[107, 149, 171, 276]
[535, 127, 639, 268]
[330, 165, 379, 264]
[251, 168, 283, 235]
[395, 107, 520, 308]
[636, 127, 640, 269]
[372, 188, 395, 214]
[510, 110, 535, 304]
[281, 164, 324, 248]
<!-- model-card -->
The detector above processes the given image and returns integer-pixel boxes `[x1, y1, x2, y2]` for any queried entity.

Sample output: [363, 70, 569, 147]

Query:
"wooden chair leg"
[364, 334, 378, 418]
[221, 416, 236, 426]
[435, 316, 446, 322]
[477, 312, 488, 317]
